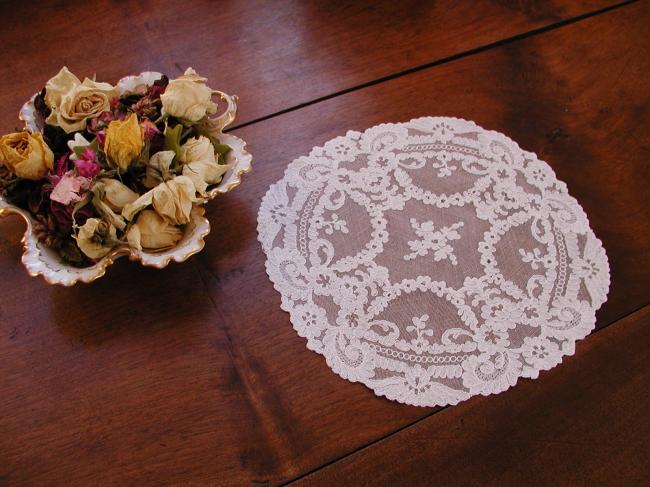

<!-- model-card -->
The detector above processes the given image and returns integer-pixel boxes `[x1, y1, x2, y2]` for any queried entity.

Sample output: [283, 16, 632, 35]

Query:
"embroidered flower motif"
[480, 298, 524, 331]
[523, 158, 555, 190]
[431, 150, 457, 177]
[402, 364, 433, 396]
[569, 233, 609, 306]
[293, 303, 328, 340]
[314, 213, 348, 235]
[405, 314, 434, 354]
[323, 136, 360, 162]
[430, 122, 455, 143]
[404, 219, 464, 264]
[518, 247, 555, 270]
[258, 182, 298, 253]
[474, 326, 511, 352]
[521, 336, 561, 370]
[367, 151, 398, 171]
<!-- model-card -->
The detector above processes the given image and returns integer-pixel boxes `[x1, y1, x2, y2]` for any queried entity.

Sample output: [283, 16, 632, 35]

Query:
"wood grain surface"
[294, 304, 650, 486]
[0, 0, 623, 129]
[0, 0, 648, 485]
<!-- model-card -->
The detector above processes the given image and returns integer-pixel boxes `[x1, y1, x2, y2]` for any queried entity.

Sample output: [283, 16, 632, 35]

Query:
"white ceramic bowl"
[0, 72, 252, 285]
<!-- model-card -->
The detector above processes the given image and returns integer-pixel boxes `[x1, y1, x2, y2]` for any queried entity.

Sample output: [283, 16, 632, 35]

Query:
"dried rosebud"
[104, 113, 144, 172]
[98, 178, 139, 211]
[180, 136, 229, 195]
[160, 68, 217, 122]
[75, 218, 118, 259]
[126, 209, 182, 252]
[122, 175, 195, 225]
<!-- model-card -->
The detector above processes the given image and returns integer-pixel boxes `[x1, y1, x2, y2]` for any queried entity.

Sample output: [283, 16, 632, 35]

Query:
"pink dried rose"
[73, 148, 101, 178]
[95, 130, 106, 147]
[50, 171, 92, 206]
[53, 154, 71, 178]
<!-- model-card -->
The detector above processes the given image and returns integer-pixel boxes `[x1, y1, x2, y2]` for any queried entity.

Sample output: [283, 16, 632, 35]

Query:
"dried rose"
[98, 178, 139, 211]
[151, 176, 195, 224]
[122, 176, 195, 225]
[143, 150, 175, 188]
[73, 148, 101, 178]
[126, 209, 182, 252]
[104, 113, 144, 172]
[180, 136, 229, 195]
[75, 218, 118, 259]
[50, 171, 91, 205]
[160, 68, 217, 122]
[44, 67, 117, 133]
[0, 131, 54, 180]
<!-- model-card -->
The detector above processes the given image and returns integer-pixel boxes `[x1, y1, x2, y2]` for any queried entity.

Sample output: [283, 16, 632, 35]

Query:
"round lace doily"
[257, 117, 610, 407]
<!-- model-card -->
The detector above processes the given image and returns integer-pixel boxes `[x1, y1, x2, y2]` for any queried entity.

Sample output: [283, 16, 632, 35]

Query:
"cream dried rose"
[143, 150, 175, 189]
[122, 175, 195, 225]
[160, 68, 217, 122]
[104, 113, 144, 172]
[75, 218, 118, 259]
[0, 131, 54, 180]
[151, 176, 195, 225]
[98, 179, 139, 211]
[127, 209, 183, 252]
[44, 67, 117, 133]
[180, 136, 229, 195]
[90, 179, 140, 232]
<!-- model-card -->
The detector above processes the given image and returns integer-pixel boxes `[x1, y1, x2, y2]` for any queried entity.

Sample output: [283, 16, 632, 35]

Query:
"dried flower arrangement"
[0, 67, 234, 267]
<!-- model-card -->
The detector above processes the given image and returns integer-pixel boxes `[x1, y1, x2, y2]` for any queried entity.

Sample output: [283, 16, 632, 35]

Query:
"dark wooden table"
[1, 1, 648, 485]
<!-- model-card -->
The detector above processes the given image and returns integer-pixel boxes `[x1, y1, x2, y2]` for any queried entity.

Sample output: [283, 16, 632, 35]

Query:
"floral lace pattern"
[257, 117, 610, 407]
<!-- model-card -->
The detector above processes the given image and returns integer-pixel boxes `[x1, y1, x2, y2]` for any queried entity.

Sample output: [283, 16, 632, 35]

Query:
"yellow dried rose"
[160, 68, 217, 122]
[0, 131, 54, 180]
[44, 67, 117, 133]
[75, 218, 118, 259]
[180, 136, 230, 195]
[104, 113, 144, 172]
[126, 209, 183, 252]
[122, 176, 195, 225]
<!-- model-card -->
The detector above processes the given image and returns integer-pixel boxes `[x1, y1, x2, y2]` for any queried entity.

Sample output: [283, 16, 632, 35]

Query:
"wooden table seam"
[226, 0, 638, 134]
[281, 300, 650, 486]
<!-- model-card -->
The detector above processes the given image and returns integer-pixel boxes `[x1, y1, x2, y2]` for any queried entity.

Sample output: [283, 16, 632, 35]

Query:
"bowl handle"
[210, 91, 238, 131]
[0, 198, 31, 226]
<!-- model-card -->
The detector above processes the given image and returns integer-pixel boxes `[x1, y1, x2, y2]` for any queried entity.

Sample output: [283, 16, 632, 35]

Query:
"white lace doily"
[257, 117, 610, 407]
